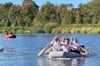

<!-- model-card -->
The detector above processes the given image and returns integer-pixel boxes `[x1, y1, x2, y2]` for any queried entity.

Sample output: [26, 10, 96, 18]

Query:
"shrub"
[44, 22, 59, 33]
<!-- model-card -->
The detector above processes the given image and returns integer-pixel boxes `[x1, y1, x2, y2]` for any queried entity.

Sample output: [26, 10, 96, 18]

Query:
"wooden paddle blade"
[37, 48, 46, 56]
[45, 47, 52, 53]
[81, 48, 89, 55]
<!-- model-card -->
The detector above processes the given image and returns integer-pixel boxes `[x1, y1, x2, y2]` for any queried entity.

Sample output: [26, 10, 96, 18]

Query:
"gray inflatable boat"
[47, 51, 88, 59]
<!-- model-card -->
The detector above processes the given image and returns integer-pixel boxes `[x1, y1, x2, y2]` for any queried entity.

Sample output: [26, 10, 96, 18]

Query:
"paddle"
[45, 47, 52, 53]
[37, 45, 48, 56]
[81, 47, 90, 55]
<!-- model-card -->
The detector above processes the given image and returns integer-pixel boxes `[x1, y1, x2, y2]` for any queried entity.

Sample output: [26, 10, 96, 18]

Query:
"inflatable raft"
[2, 35, 16, 38]
[46, 51, 88, 59]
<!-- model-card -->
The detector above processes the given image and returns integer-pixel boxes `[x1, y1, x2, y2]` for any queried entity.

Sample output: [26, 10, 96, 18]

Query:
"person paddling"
[71, 38, 84, 48]
[48, 36, 60, 51]
[5, 32, 9, 36]
[60, 37, 66, 45]
[61, 38, 72, 52]
[70, 38, 89, 55]
[9, 32, 16, 38]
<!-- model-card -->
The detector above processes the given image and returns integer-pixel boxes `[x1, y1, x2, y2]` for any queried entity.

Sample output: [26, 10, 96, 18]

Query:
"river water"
[0, 33, 99, 66]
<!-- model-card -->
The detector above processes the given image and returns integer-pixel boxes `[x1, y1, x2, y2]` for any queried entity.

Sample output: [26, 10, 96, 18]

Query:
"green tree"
[0, 2, 13, 27]
[33, 2, 57, 28]
[21, 0, 39, 27]
[56, 4, 68, 24]
[8, 5, 21, 27]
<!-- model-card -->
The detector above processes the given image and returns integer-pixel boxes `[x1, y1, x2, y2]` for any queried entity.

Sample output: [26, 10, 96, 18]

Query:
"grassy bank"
[1, 24, 100, 34]
[0, 27, 33, 34]
[52, 24, 100, 34]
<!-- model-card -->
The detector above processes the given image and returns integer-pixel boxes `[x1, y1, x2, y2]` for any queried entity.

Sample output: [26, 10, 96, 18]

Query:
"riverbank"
[0, 24, 100, 34]
[52, 24, 100, 34]
[0, 27, 32, 34]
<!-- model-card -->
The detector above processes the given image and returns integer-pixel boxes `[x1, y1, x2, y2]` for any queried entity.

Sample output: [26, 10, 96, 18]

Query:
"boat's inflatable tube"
[3, 35, 16, 38]
[47, 51, 88, 59]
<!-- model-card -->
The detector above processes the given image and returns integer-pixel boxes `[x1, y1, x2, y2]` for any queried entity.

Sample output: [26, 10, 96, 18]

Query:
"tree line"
[0, 0, 100, 33]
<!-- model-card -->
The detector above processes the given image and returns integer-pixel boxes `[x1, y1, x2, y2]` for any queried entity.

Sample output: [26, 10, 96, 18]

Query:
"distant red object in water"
[3, 35, 16, 38]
